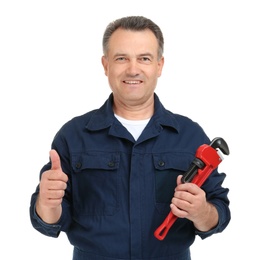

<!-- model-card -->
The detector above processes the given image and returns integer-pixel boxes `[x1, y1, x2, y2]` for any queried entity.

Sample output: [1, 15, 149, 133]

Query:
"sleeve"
[29, 183, 72, 238]
[195, 170, 231, 239]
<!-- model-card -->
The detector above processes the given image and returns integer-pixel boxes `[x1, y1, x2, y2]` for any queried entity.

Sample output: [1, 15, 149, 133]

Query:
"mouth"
[123, 80, 142, 85]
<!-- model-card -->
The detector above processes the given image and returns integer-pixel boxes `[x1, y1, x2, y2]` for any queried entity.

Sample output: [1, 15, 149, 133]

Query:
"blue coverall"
[30, 93, 230, 260]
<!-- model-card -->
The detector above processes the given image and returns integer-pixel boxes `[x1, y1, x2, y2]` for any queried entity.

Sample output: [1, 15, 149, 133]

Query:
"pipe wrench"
[154, 137, 230, 240]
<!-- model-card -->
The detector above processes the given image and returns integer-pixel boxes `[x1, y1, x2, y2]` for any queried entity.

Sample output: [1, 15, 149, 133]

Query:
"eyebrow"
[113, 52, 155, 58]
[139, 53, 154, 58]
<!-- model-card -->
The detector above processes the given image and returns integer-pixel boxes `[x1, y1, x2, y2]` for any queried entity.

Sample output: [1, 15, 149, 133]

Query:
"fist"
[39, 149, 68, 209]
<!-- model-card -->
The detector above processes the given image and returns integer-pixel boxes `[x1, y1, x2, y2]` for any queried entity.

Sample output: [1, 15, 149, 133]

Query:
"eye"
[115, 56, 127, 62]
[139, 56, 152, 63]
[141, 57, 151, 61]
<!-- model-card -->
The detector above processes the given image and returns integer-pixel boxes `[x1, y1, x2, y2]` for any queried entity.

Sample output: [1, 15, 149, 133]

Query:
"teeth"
[124, 81, 140, 84]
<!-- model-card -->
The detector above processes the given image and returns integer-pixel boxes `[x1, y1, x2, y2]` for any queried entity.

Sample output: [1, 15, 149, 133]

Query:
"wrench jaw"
[189, 142, 225, 187]
[210, 137, 230, 155]
[182, 137, 229, 184]
[216, 149, 224, 162]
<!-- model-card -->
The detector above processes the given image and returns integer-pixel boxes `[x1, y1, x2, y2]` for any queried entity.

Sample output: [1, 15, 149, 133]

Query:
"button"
[108, 161, 115, 167]
[158, 161, 165, 167]
[75, 162, 82, 169]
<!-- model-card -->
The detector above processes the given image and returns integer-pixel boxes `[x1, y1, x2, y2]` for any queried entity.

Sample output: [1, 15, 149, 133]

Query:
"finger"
[48, 150, 68, 183]
[47, 180, 68, 191]
[173, 190, 193, 205]
[175, 180, 199, 194]
[50, 149, 62, 170]
[170, 203, 188, 218]
[47, 189, 66, 200]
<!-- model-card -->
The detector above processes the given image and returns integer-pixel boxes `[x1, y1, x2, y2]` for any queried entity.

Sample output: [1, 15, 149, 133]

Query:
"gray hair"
[102, 16, 164, 60]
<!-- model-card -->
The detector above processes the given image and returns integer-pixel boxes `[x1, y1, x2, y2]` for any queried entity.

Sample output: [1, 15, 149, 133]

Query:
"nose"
[125, 59, 141, 76]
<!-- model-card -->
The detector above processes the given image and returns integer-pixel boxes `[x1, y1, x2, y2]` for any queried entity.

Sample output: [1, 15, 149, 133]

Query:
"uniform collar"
[85, 93, 180, 134]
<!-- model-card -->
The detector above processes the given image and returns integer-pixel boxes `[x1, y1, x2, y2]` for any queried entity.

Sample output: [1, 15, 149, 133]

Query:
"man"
[30, 16, 230, 260]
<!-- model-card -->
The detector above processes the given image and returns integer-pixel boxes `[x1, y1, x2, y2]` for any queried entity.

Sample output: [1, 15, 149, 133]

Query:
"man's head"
[103, 16, 164, 60]
[101, 16, 165, 118]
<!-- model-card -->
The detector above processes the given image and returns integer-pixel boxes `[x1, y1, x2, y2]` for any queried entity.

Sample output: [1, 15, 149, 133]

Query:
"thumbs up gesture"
[36, 149, 68, 224]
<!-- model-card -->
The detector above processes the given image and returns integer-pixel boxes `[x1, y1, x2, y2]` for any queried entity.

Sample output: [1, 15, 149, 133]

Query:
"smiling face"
[102, 28, 164, 116]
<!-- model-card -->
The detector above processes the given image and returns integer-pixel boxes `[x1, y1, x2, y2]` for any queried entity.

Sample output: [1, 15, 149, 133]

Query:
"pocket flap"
[153, 152, 194, 171]
[71, 152, 120, 172]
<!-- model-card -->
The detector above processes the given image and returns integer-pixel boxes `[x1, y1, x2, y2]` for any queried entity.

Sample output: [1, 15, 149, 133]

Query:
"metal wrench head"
[210, 137, 230, 155]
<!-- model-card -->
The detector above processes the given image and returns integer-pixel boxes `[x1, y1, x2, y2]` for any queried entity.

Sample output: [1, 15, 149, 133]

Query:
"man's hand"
[170, 175, 218, 232]
[36, 149, 68, 224]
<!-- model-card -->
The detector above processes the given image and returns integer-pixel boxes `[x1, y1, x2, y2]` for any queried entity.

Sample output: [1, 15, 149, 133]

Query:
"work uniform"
[30, 93, 230, 260]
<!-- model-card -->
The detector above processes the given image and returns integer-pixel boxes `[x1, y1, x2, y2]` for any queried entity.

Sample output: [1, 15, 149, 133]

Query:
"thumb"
[177, 175, 183, 186]
[50, 149, 62, 170]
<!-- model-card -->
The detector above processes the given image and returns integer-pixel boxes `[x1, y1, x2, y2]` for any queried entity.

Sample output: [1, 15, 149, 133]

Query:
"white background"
[1, 0, 256, 259]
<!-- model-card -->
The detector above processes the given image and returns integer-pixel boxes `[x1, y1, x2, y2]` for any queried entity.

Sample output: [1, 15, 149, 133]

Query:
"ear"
[101, 55, 108, 76]
[157, 56, 164, 77]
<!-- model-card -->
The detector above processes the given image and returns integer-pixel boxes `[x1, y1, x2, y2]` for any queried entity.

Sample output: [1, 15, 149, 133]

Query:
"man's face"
[102, 28, 164, 108]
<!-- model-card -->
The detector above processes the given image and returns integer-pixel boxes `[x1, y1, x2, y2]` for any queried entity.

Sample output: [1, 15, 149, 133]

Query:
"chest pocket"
[71, 152, 120, 217]
[153, 153, 193, 214]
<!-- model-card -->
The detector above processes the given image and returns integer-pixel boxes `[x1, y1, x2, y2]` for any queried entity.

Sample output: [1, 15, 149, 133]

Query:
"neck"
[113, 97, 154, 120]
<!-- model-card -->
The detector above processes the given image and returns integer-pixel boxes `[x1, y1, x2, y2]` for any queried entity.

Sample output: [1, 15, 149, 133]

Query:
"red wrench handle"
[154, 211, 178, 240]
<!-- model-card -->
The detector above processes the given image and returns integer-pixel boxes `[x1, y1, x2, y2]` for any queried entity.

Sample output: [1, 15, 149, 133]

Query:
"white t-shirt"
[115, 114, 150, 141]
